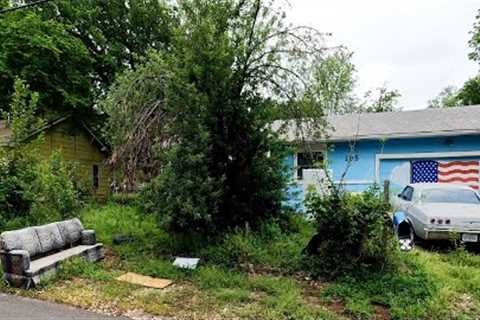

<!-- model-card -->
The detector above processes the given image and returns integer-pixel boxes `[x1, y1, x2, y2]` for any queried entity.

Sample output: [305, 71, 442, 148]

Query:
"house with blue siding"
[278, 105, 480, 206]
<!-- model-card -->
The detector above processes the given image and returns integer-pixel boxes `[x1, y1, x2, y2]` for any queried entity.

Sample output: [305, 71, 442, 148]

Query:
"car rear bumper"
[423, 227, 480, 240]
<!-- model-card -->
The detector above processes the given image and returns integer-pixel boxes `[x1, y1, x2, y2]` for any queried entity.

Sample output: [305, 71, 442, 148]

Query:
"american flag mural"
[411, 160, 480, 190]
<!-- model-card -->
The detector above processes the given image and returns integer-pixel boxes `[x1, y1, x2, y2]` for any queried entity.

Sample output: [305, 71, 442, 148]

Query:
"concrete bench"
[0, 218, 103, 288]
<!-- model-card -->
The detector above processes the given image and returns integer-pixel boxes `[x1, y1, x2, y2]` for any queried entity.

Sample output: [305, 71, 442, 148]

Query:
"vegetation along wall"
[39, 120, 110, 200]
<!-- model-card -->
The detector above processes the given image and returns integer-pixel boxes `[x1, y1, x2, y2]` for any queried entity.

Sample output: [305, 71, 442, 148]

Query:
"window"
[399, 186, 414, 201]
[421, 188, 480, 204]
[296, 152, 323, 180]
[93, 165, 99, 189]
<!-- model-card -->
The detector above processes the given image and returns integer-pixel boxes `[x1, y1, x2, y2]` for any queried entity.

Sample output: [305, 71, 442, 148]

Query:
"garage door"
[378, 156, 480, 196]
[411, 160, 479, 190]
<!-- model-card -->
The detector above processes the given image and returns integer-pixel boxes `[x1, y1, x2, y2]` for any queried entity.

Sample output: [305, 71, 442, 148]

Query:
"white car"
[393, 183, 480, 245]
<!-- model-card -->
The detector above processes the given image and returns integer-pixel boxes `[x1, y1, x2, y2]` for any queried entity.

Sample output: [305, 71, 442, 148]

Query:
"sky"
[287, 0, 479, 110]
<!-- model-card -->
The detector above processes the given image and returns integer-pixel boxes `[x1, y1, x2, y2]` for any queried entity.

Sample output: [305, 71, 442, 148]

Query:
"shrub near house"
[305, 187, 398, 278]
[0, 118, 110, 200]
[0, 80, 95, 230]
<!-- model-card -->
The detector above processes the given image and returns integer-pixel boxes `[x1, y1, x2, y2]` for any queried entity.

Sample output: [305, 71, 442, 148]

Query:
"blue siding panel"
[330, 135, 480, 186]
[286, 134, 480, 207]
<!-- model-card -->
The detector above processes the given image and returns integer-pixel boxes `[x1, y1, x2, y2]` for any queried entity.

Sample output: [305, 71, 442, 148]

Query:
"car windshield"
[421, 188, 480, 204]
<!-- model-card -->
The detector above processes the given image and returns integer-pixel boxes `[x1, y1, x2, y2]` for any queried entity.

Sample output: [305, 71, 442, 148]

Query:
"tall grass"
[80, 203, 315, 273]
[75, 203, 480, 320]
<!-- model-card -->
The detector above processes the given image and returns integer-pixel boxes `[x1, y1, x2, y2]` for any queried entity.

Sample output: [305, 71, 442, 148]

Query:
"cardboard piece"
[116, 272, 172, 289]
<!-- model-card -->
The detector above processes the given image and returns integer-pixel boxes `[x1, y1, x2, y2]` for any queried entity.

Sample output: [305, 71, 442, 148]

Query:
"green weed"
[322, 253, 437, 319]
[193, 266, 250, 290]
[213, 288, 252, 304]
[56, 257, 117, 282]
[125, 256, 188, 281]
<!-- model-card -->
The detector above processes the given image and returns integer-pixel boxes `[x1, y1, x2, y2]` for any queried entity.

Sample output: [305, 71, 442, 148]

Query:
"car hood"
[416, 203, 480, 220]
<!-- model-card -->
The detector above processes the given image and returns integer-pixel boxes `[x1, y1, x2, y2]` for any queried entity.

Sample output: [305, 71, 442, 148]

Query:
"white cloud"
[287, 0, 479, 109]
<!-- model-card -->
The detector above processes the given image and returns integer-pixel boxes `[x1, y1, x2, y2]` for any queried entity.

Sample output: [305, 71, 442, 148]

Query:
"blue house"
[279, 105, 480, 206]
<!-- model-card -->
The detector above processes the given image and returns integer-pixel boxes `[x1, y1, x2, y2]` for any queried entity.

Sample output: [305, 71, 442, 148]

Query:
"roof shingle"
[275, 105, 480, 142]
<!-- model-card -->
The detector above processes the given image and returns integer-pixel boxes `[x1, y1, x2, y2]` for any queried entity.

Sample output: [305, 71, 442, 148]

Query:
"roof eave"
[287, 129, 480, 144]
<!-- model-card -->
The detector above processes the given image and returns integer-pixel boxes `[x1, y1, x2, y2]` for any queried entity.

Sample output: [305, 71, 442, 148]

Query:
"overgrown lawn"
[2, 203, 480, 320]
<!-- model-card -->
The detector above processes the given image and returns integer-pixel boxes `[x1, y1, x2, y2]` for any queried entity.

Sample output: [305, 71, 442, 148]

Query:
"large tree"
[469, 9, 480, 63]
[361, 86, 401, 113]
[103, 0, 328, 233]
[0, 12, 94, 115]
[431, 9, 480, 108]
[35, 0, 175, 92]
[309, 50, 357, 115]
[451, 9, 480, 107]
[428, 86, 462, 108]
[457, 76, 480, 106]
[281, 49, 400, 118]
[428, 11, 480, 110]
[0, 0, 174, 117]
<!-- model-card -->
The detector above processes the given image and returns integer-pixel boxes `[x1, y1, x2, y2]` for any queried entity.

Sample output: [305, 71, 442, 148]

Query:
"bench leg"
[3, 273, 33, 289]
[83, 245, 104, 262]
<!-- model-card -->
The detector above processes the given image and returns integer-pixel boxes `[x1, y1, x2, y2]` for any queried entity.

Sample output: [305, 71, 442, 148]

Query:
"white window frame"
[295, 150, 325, 181]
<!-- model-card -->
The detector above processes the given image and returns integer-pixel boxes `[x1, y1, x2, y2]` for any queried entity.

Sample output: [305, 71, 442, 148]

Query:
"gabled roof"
[275, 105, 480, 142]
[0, 116, 108, 152]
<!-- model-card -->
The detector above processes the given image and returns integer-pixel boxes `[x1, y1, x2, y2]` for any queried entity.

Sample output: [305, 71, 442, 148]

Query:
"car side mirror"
[397, 194, 402, 199]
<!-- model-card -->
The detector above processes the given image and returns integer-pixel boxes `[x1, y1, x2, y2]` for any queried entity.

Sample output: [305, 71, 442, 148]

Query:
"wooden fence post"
[383, 179, 390, 203]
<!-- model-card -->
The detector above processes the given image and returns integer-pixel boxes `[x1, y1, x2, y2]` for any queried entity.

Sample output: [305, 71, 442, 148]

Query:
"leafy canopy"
[0, 0, 174, 119]
[361, 86, 401, 113]
[430, 9, 480, 108]
[35, 0, 175, 90]
[0, 12, 94, 115]
[469, 9, 480, 63]
[3, 79, 44, 145]
[457, 76, 480, 105]
[305, 50, 357, 115]
[429, 77, 480, 108]
[428, 86, 462, 109]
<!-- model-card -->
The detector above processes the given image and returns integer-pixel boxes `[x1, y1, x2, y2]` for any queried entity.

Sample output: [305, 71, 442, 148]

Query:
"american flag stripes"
[411, 160, 480, 190]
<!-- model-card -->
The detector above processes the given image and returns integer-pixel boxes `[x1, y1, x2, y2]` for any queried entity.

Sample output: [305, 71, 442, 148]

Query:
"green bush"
[32, 152, 82, 217]
[305, 187, 398, 278]
[0, 80, 83, 231]
[0, 147, 38, 220]
[139, 131, 289, 236]
[0, 149, 82, 230]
